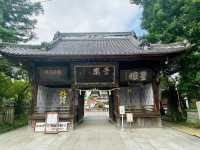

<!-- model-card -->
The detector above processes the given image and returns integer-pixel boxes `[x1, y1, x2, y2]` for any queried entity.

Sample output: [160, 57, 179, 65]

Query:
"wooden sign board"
[45, 112, 58, 134]
[38, 67, 68, 83]
[120, 69, 153, 83]
[35, 122, 45, 132]
[119, 106, 125, 115]
[74, 64, 116, 86]
[126, 113, 133, 123]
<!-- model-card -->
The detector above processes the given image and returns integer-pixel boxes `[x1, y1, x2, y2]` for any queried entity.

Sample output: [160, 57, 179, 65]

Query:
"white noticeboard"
[58, 122, 69, 132]
[196, 101, 200, 120]
[46, 112, 58, 124]
[45, 112, 58, 134]
[45, 124, 58, 133]
[35, 122, 45, 132]
[126, 113, 133, 123]
[119, 105, 125, 115]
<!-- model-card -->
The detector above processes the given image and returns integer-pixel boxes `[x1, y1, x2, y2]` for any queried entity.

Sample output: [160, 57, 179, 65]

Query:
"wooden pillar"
[114, 88, 121, 126]
[71, 88, 76, 129]
[109, 92, 113, 121]
[30, 65, 38, 127]
[152, 71, 160, 112]
[31, 83, 37, 114]
[78, 91, 85, 122]
[115, 88, 120, 117]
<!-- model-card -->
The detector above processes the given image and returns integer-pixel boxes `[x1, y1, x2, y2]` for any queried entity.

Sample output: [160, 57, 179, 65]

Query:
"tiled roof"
[0, 32, 186, 57]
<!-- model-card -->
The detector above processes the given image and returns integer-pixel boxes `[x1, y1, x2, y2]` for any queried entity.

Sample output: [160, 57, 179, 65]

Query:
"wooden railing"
[34, 106, 71, 113]
[125, 105, 154, 113]
[0, 106, 14, 123]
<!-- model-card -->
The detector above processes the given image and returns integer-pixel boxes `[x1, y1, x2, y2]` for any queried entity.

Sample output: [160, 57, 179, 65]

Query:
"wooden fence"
[0, 106, 14, 124]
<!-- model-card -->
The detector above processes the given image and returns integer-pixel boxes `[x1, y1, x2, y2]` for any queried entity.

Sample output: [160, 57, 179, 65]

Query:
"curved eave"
[0, 48, 185, 61]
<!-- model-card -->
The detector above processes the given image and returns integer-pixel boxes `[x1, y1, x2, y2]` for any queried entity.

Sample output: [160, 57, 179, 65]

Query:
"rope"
[75, 88, 120, 92]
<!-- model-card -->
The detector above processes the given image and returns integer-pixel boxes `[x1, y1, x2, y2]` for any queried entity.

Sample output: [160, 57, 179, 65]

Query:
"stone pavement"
[163, 121, 200, 138]
[0, 111, 200, 150]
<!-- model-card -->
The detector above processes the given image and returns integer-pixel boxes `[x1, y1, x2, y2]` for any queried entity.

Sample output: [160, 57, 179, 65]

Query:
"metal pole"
[121, 114, 124, 131]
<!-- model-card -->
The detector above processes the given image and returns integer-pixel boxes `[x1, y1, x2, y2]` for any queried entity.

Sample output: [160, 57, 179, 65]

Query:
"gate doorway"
[84, 90, 109, 122]
[75, 88, 119, 124]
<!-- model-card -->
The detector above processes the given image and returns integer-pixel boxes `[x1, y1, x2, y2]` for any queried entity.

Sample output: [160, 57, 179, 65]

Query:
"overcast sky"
[30, 0, 145, 44]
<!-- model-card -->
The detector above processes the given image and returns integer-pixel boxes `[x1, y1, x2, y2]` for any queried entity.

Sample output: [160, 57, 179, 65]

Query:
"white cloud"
[30, 0, 143, 44]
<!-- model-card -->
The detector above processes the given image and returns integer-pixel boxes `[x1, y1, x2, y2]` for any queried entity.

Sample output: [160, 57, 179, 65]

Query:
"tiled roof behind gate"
[0, 32, 186, 57]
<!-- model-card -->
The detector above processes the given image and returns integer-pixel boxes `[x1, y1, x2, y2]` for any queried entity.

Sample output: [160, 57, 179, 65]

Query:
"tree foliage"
[132, 0, 200, 100]
[0, 0, 43, 119]
[0, 0, 43, 42]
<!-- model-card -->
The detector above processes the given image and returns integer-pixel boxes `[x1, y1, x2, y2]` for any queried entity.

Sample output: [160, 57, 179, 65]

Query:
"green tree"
[0, 0, 43, 121]
[0, 0, 43, 42]
[132, 0, 200, 120]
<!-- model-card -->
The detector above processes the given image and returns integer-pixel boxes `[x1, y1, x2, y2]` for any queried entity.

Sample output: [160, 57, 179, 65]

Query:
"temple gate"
[0, 32, 186, 129]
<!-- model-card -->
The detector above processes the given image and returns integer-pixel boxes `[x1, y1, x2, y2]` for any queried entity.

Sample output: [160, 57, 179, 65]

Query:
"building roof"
[0, 32, 186, 58]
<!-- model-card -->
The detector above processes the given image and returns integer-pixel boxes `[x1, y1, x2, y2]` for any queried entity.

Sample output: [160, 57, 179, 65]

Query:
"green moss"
[186, 109, 198, 112]
[176, 121, 200, 129]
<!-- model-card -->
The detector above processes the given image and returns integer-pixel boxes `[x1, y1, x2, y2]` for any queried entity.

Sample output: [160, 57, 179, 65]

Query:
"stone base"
[133, 117, 162, 128]
[187, 111, 200, 123]
[117, 117, 162, 128]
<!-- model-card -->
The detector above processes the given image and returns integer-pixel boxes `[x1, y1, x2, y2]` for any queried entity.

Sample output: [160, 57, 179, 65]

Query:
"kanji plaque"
[74, 64, 116, 86]
[120, 69, 153, 83]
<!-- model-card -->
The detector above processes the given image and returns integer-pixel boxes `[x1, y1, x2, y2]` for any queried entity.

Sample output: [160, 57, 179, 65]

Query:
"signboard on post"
[119, 105, 125, 115]
[119, 105, 125, 131]
[126, 113, 133, 123]
[45, 112, 58, 134]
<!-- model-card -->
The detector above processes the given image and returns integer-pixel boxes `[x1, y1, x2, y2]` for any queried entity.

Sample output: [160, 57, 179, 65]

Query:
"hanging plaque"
[38, 67, 68, 83]
[74, 64, 116, 86]
[120, 69, 153, 83]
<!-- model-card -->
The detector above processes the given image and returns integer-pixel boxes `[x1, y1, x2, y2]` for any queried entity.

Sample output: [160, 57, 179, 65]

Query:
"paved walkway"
[163, 121, 200, 138]
[0, 112, 200, 150]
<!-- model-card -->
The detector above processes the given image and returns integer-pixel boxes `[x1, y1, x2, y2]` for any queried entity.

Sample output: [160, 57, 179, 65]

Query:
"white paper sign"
[45, 124, 58, 133]
[58, 122, 69, 132]
[45, 112, 58, 133]
[46, 113, 58, 124]
[126, 113, 133, 123]
[119, 106, 125, 115]
[196, 101, 200, 120]
[35, 122, 45, 132]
